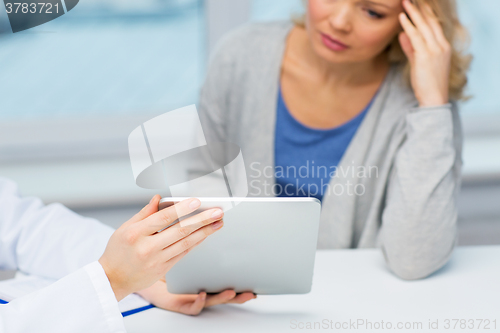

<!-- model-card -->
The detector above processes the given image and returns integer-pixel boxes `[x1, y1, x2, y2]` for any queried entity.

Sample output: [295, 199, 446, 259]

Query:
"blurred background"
[0, 0, 499, 256]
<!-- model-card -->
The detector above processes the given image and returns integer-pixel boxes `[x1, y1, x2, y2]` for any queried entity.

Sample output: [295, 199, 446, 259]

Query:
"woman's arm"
[379, 102, 462, 280]
[378, 0, 463, 279]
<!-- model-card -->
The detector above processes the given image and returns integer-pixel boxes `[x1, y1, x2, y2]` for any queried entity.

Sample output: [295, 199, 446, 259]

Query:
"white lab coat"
[0, 177, 127, 332]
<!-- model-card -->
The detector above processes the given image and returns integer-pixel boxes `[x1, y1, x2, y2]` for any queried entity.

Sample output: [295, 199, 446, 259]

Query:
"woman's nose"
[328, 2, 353, 33]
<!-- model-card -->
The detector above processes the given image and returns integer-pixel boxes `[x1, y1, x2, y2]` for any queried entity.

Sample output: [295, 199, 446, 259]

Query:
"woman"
[196, 0, 471, 280]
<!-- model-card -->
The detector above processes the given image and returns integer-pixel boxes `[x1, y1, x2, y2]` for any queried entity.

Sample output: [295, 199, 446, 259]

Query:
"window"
[456, 0, 500, 116]
[0, 0, 205, 121]
[251, 0, 303, 22]
[0, 0, 206, 163]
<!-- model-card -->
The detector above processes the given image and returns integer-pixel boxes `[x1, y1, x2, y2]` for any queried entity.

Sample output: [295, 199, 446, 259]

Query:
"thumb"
[129, 195, 161, 223]
[398, 32, 415, 64]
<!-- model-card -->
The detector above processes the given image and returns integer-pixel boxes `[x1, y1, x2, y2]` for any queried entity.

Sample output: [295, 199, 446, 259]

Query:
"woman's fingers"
[141, 198, 201, 235]
[162, 237, 207, 273]
[421, 3, 451, 50]
[398, 12, 426, 53]
[152, 208, 224, 250]
[161, 242, 191, 267]
[179, 208, 224, 227]
[204, 291, 256, 307]
[183, 292, 206, 315]
[227, 292, 257, 304]
[401, 0, 439, 50]
[204, 290, 237, 307]
[398, 31, 415, 63]
[161, 220, 224, 262]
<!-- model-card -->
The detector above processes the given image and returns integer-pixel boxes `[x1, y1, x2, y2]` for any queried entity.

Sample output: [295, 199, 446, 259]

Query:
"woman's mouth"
[320, 33, 349, 51]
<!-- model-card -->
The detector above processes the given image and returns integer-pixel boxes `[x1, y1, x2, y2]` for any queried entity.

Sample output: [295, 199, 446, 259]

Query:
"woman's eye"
[365, 9, 384, 19]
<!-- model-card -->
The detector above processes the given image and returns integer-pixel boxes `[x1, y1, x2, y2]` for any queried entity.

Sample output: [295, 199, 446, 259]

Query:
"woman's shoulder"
[228, 20, 293, 38]
[208, 20, 294, 68]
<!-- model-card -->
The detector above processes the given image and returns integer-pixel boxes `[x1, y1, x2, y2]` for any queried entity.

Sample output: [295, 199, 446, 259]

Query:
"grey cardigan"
[196, 21, 463, 280]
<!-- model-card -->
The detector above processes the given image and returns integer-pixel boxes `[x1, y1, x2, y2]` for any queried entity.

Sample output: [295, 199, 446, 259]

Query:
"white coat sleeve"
[0, 177, 126, 332]
[0, 261, 127, 333]
[0, 177, 114, 279]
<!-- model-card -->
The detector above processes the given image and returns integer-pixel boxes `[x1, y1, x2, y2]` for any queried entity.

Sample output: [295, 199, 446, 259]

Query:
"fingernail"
[189, 198, 201, 210]
[200, 293, 206, 301]
[211, 209, 223, 219]
[149, 196, 156, 205]
[212, 220, 224, 230]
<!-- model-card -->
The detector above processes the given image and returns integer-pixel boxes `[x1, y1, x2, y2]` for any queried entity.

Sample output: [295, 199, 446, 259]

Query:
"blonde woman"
[194, 0, 472, 282]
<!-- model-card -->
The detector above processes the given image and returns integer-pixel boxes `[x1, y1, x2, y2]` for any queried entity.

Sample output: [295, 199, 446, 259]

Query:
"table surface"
[124, 246, 500, 332]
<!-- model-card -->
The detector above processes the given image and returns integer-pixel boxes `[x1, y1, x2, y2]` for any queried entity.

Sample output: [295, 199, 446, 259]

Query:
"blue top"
[274, 87, 374, 201]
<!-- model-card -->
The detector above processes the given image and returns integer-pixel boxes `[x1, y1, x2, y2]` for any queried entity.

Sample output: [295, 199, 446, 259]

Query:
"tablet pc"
[159, 197, 321, 295]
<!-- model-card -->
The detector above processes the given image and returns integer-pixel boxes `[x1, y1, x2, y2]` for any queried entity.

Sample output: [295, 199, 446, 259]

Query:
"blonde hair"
[294, 0, 472, 101]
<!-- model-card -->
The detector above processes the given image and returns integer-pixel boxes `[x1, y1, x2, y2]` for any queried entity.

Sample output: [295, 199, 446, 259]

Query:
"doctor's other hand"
[98, 195, 224, 302]
[136, 278, 256, 316]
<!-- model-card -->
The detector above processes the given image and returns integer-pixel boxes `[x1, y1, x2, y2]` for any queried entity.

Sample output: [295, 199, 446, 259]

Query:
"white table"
[124, 246, 500, 332]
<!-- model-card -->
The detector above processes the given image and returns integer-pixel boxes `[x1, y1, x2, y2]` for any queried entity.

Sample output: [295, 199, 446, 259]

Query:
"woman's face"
[306, 0, 404, 64]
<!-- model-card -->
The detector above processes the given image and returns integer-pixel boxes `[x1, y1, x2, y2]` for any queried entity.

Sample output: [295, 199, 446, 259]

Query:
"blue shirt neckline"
[277, 86, 374, 134]
[274, 85, 377, 201]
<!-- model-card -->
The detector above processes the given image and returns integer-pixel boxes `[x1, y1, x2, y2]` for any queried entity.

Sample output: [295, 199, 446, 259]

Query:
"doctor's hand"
[136, 278, 256, 316]
[98, 195, 224, 302]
